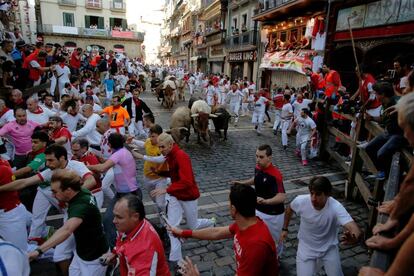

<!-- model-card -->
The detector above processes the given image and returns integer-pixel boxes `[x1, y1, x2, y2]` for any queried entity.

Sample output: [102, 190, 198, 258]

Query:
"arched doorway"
[331, 46, 363, 93]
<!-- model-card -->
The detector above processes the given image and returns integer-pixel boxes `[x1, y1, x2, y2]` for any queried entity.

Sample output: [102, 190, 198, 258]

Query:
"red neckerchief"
[31, 106, 44, 114]
[14, 98, 24, 105]
[0, 107, 10, 118]
[28, 147, 46, 160]
[297, 99, 303, 104]
[133, 97, 141, 108]
[59, 62, 65, 69]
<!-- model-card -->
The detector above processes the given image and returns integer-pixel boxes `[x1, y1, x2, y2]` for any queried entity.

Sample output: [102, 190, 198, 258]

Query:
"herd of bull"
[167, 95, 232, 146]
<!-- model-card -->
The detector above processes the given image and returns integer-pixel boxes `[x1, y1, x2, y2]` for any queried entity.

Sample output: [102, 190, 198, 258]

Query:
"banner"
[52, 25, 78, 35]
[83, 28, 108, 37]
[111, 30, 134, 39]
[259, 50, 315, 75]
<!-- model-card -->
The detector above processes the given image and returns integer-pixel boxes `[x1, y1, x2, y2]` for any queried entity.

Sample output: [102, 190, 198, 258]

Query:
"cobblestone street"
[31, 90, 370, 275]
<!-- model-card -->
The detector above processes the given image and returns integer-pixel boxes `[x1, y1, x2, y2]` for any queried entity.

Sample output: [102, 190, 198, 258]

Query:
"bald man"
[26, 98, 56, 125]
[72, 104, 101, 145]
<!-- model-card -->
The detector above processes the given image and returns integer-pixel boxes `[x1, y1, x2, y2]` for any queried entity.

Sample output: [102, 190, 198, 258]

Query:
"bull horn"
[213, 113, 222, 116]
[209, 114, 218, 118]
[191, 114, 199, 118]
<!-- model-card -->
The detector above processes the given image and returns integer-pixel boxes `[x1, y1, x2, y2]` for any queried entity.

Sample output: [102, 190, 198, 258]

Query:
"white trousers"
[220, 93, 227, 105]
[189, 84, 194, 95]
[106, 90, 114, 100]
[101, 168, 115, 199]
[143, 176, 169, 213]
[229, 102, 240, 122]
[256, 210, 284, 256]
[129, 120, 145, 137]
[281, 120, 291, 146]
[94, 190, 104, 209]
[297, 244, 343, 276]
[296, 134, 310, 161]
[273, 110, 282, 131]
[69, 251, 107, 276]
[252, 112, 265, 133]
[166, 195, 214, 261]
[0, 204, 29, 251]
[241, 103, 249, 115]
[50, 75, 57, 96]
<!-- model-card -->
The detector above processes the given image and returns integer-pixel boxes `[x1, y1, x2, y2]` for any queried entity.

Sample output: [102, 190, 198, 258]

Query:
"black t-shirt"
[68, 189, 108, 260]
[254, 164, 285, 215]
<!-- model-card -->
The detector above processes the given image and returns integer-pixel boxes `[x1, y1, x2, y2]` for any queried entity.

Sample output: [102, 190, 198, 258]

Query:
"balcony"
[85, 0, 102, 9]
[38, 24, 145, 41]
[225, 30, 257, 49]
[253, 0, 326, 21]
[110, 1, 126, 12]
[58, 0, 77, 6]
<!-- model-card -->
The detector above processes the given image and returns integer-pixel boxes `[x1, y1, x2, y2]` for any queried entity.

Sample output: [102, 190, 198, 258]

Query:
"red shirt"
[360, 73, 381, 109]
[115, 219, 170, 276]
[273, 93, 284, 109]
[70, 51, 81, 69]
[324, 70, 341, 98]
[23, 52, 46, 81]
[165, 144, 200, 201]
[0, 164, 20, 211]
[73, 152, 102, 192]
[229, 218, 279, 276]
[50, 126, 72, 142]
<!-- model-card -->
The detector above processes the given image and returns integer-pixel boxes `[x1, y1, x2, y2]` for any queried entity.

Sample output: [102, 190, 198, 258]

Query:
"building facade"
[253, 0, 327, 89]
[225, 0, 258, 82]
[36, 0, 145, 58]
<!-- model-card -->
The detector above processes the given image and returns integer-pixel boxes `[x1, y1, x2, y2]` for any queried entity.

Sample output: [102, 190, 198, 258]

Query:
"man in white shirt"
[61, 102, 85, 132]
[292, 93, 313, 119]
[240, 83, 250, 116]
[252, 92, 269, 135]
[54, 56, 71, 95]
[72, 104, 101, 145]
[290, 108, 317, 166]
[281, 94, 293, 150]
[280, 176, 361, 276]
[227, 84, 244, 126]
[0, 99, 15, 127]
[26, 98, 56, 125]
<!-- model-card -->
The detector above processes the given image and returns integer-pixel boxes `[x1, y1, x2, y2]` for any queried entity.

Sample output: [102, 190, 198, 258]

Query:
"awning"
[207, 57, 224, 62]
[191, 56, 201, 61]
[259, 50, 315, 75]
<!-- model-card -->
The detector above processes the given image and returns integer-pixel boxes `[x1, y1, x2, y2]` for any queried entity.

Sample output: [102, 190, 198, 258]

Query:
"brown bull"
[191, 112, 218, 145]
[163, 85, 175, 109]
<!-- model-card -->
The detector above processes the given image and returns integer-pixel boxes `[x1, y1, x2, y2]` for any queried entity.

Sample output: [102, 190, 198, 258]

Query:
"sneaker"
[283, 145, 287, 150]
[376, 171, 385, 180]
[295, 149, 301, 157]
[302, 160, 308, 166]
[210, 217, 217, 227]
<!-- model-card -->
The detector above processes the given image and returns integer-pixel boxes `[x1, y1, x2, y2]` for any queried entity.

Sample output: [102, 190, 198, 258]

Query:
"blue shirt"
[104, 79, 115, 92]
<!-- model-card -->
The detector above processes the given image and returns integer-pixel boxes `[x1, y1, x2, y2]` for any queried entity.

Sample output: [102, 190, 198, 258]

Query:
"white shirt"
[0, 109, 15, 127]
[281, 103, 293, 120]
[54, 65, 71, 85]
[227, 90, 243, 105]
[292, 99, 312, 119]
[290, 195, 353, 255]
[72, 113, 101, 143]
[100, 129, 115, 159]
[27, 107, 55, 125]
[39, 160, 92, 184]
[61, 112, 85, 132]
[0, 238, 30, 276]
[80, 93, 100, 104]
[92, 103, 103, 113]
[296, 116, 316, 136]
[254, 96, 268, 113]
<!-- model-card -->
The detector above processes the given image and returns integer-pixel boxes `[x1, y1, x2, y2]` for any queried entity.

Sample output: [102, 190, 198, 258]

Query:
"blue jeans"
[365, 133, 406, 173]
[103, 189, 142, 249]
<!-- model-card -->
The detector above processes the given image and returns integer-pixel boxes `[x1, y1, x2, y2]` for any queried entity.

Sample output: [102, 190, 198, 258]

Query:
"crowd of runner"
[0, 38, 414, 276]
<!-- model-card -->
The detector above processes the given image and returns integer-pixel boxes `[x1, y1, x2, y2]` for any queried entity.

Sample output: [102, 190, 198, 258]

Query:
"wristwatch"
[35, 248, 44, 256]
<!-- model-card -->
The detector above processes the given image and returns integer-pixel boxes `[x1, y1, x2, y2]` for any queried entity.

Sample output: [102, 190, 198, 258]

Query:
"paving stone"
[215, 256, 234, 266]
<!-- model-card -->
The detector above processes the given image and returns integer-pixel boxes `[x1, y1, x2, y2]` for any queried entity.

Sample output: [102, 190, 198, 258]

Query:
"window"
[241, 14, 247, 32]
[63, 12, 75, 27]
[85, 15, 104, 29]
[232, 17, 238, 32]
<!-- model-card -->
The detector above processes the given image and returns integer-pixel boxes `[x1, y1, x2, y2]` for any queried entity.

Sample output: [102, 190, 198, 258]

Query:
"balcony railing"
[225, 30, 257, 48]
[110, 1, 126, 12]
[258, 0, 296, 13]
[85, 0, 102, 9]
[58, 0, 77, 6]
[38, 24, 144, 41]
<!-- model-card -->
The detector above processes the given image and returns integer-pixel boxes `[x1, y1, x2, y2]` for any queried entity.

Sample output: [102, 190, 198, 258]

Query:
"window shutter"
[85, 16, 90, 28]
[98, 17, 104, 29]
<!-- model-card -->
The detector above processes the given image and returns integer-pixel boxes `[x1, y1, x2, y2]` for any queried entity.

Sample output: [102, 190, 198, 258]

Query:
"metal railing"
[225, 30, 257, 48]
[110, 1, 126, 12]
[58, 0, 77, 6]
[259, 0, 296, 12]
[85, 0, 102, 9]
[38, 24, 144, 41]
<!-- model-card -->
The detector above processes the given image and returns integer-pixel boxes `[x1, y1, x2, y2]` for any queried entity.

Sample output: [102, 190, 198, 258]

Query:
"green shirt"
[68, 189, 108, 261]
[27, 152, 48, 188]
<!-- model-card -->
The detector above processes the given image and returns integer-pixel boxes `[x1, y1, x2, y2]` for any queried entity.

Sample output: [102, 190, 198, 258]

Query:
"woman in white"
[227, 84, 244, 126]
[290, 108, 317, 166]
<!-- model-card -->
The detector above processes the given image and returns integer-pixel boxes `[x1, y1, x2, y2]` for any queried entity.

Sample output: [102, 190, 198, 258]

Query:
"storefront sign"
[259, 50, 315, 75]
[336, 0, 414, 30]
[228, 50, 257, 62]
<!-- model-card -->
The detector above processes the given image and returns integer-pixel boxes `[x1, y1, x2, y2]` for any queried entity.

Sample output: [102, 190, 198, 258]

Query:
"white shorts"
[69, 251, 108, 276]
